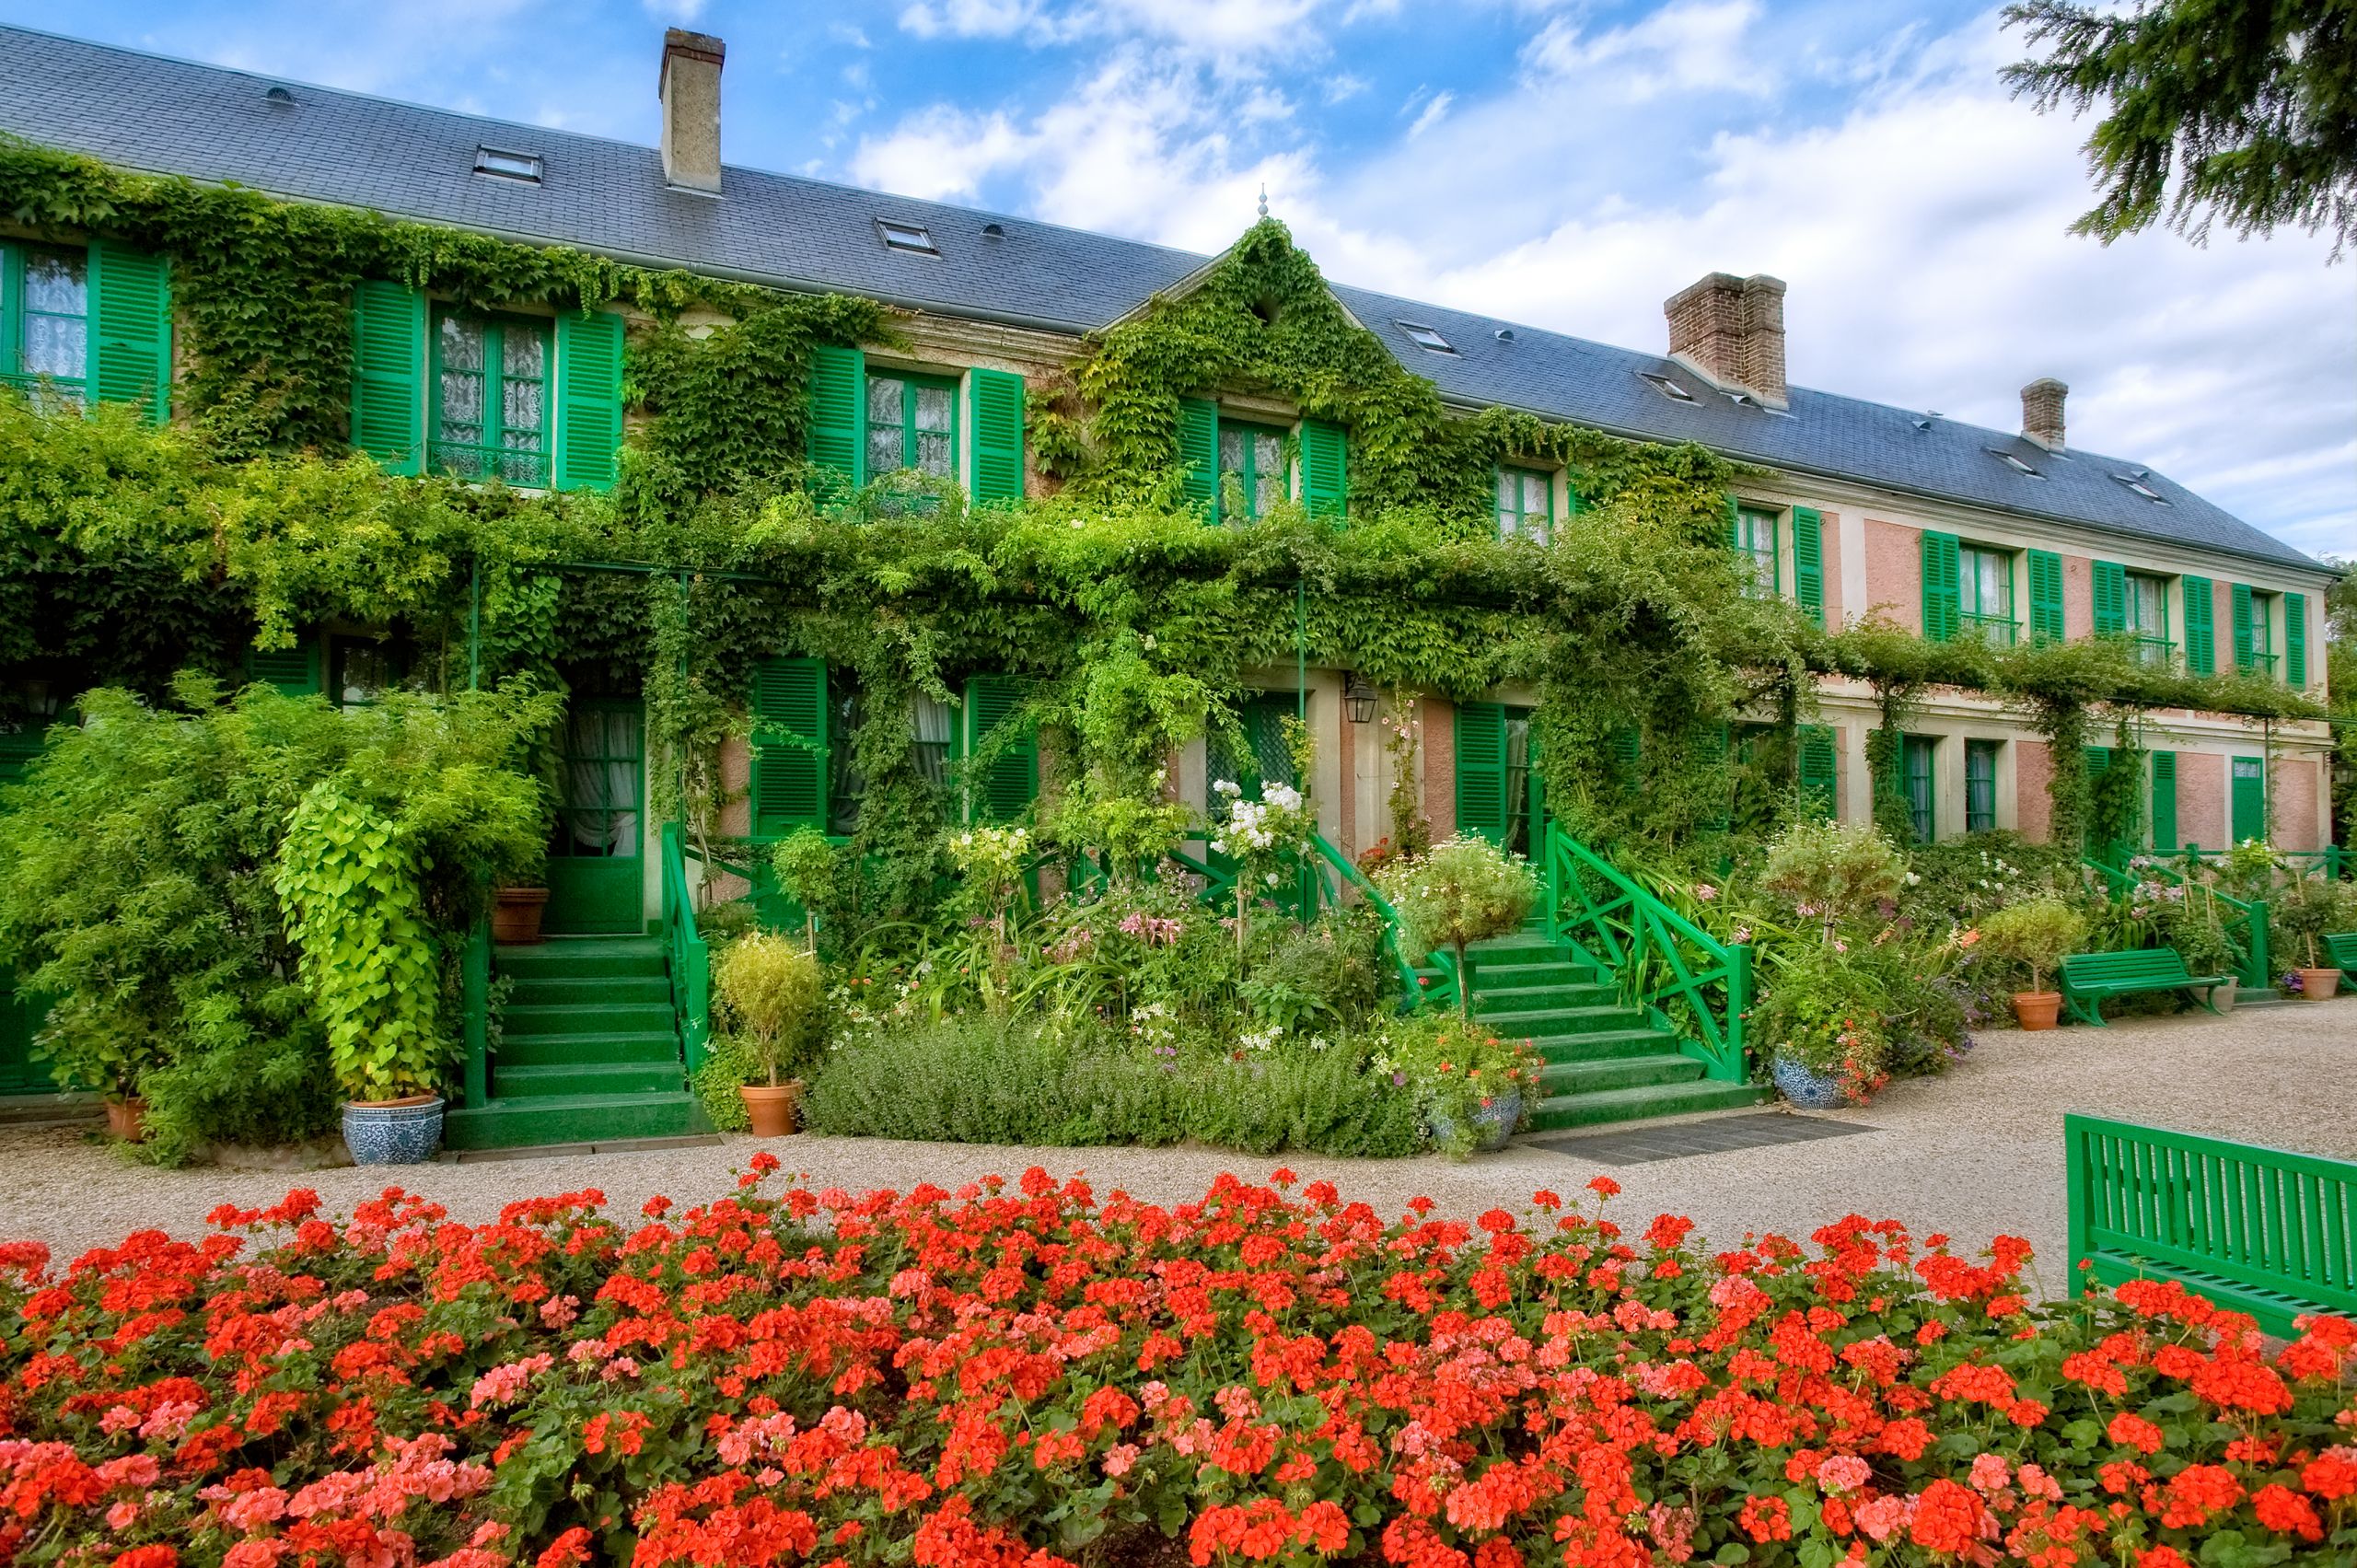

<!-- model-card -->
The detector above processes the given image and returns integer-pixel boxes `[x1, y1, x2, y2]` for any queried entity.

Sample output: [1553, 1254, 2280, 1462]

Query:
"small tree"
[770, 829, 842, 952]
[1978, 897, 2089, 997]
[2270, 875, 2351, 970]
[712, 931, 824, 1087]
[1759, 820, 1909, 935]
[1376, 834, 1539, 1018]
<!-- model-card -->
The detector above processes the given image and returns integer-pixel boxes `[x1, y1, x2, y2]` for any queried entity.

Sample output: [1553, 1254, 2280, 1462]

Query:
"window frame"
[1964, 738, 1999, 834]
[1733, 504, 1780, 598]
[1495, 464, 1555, 543]
[329, 634, 413, 709]
[427, 307, 553, 488]
[2126, 571, 2173, 668]
[863, 367, 961, 482]
[1216, 419, 1291, 525]
[1902, 734, 1937, 843]
[1956, 543, 2018, 645]
[2249, 590, 2279, 679]
[0, 240, 89, 403]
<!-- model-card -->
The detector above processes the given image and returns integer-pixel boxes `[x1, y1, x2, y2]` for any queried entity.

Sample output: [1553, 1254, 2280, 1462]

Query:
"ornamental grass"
[6, 1165, 2352, 1567]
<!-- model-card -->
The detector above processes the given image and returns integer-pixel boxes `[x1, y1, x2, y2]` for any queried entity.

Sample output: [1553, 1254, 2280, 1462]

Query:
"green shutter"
[349, 281, 426, 475]
[2182, 575, 2214, 674]
[1178, 397, 1218, 511]
[2230, 757, 2266, 843]
[2027, 551, 2064, 644]
[87, 241, 170, 422]
[2149, 750, 2177, 854]
[1920, 531, 1960, 641]
[967, 368, 1026, 505]
[1299, 419, 1348, 520]
[1792, 506, 1825, 627]
[552, 309, 624, 493]
[749, 657, 828, 835]
[0, 730, 42, 786]
[1798, 725, 1838, 821]
[2232, 583, 2255, 669]
[1454, 702, 1509, 843]
[2285, 592, 2306, 688]
[2091, 561, 2126, 636]
[963, 675, 1038, 823]
[806, 346, 865, 486]
[247, 641, 320, 697]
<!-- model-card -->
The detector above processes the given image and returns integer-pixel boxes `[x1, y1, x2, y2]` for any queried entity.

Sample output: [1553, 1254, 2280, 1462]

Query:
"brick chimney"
[659, 29, 725, 195]
[1664, 272, 1787, 409]
[2021, 377, 2067, 451]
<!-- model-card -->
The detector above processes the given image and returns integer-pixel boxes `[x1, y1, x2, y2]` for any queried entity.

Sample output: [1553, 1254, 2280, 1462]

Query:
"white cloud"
[1406, 89, 1452, 137]
[641, 0, 705, 22]
[1522, 0, 1771, 99]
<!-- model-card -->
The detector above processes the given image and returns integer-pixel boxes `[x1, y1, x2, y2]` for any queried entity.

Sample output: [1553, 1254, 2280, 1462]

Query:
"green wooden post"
[462, 921, 490, 1108]
[468, 557, 481, 691]
[2062, 1115, 2091, 1290]
[1722, 942, 1751, 1083]
[2247, 899, 2271, 991]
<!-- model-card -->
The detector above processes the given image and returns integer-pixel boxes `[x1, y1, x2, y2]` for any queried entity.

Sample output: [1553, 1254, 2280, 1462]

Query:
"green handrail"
[2082, 854, 2270, 991]
[459, 920, 490, 1108]
[1304, 831, 1457, 1011]
[660, 823, 712, 1075]
[1542, 823, 1747, 1082]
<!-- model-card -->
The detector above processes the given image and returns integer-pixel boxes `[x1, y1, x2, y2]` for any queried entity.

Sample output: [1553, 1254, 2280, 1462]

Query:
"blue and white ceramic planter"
[1427, 1090, 1524, 1154]
[343, 1097, 446, 1166]
[1771, 1058, 1845, 1110]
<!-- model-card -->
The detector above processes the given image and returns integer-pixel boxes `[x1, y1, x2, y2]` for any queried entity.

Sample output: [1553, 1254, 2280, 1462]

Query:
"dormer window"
[1397, 321, 1455, 354]
[2113, 471, 2170, 504]
[877, 218, 938, 255]
[473, 146, 542, 183]
[1641, 372, 1696, 403]
[1989, 448, 2042, 478]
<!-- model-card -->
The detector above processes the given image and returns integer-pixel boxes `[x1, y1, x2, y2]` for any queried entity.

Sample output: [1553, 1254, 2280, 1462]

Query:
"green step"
[1525, 1079, 1768, 1132]
[1537, 1053, 1705, 1096]
[1474, 964, 1604, 992]
[507, 973, 672, 1007]
[1464, 938, 1571, 967]
[1480, 1005, 1650, 1038]
[504, 1002, 675, 1037]
[1473, 982, 1617, 1013]
[493, 1031, 681, 1067]
[1531, 1028, 1688, 1063]
[494, 1062, 686, 1098]
[497, 939, 666, 980]
[444, 1091, 708, 1150]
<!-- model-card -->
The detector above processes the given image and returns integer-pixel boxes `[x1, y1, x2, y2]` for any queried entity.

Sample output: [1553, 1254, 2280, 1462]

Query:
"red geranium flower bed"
[4, 1159, 2351, 1566]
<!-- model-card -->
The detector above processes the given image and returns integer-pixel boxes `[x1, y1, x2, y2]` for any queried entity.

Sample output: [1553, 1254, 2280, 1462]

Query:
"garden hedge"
[6, 1166, 2351, 1565]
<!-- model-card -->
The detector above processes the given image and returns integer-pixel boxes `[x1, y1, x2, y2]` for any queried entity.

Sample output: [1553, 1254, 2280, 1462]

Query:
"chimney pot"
[659, 28, 725, 195]
[1664, 272, 1787, 409]
[2021, 377, 2067, 451]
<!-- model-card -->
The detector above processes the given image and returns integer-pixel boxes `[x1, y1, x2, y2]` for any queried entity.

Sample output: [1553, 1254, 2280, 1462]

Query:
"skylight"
[1641, 372, 1696, 403]
[473, 146, 542, 183]
[1988, 448, 2042, 478]
[2114, 472, 2170, 504]
[1396, 321, 1455, 354]
[877, 219, 939, 255]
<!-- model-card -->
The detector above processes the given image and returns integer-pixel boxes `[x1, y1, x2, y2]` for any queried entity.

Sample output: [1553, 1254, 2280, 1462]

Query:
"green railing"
[459, 920, 491, 1108]
[1541, 823, 1747, 1082]
[2083, 854, 2270, 992]
[660, 823, 713, 1074]
[1303, 832, 1457, 1011]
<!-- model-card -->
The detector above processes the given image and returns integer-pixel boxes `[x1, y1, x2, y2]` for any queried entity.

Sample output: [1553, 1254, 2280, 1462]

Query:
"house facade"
[0, 19, 2336, 954]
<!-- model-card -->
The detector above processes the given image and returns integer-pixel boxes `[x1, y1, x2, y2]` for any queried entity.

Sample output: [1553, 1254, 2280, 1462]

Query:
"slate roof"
[0, 24, 2323, 574]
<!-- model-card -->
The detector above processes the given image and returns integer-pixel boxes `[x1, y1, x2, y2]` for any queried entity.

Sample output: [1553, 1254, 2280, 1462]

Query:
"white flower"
[1905, 872, 1921, 885]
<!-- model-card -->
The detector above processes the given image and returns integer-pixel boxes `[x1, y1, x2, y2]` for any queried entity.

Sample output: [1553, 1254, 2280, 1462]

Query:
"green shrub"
[769, 829, 844, 951]
[1899, 831, 2078, 923]
[1759, 819, 1907, 929]
[1367, 1013, 1541, 1158]
[804, 1017, 1108, 1145]
[1977, 897, 2088, 994]
[1375, 835, 1538, 1016]
[712, 931, 825, 1086]
[692, 1037, 756, 1133]
[2270, 874, 2353, 970]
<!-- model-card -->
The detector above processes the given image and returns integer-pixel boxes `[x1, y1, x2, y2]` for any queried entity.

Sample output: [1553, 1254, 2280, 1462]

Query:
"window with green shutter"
[2232, 583, 2258, 672]
[1217, 421, 1288, 523]
[2149, 750, 2177, 853]
[2285, 592, 2306, 688]
[246, 641, 322, 698]
[429, 309, 551, 486]
[1209, 692, 1300, 805]
[2125, 572, 2171, 668]
[351, 281, 426, 474]
[1792, 506, 1825, 626]
[806, 344, 865, 485]
[749, 656, 829, 837]
[1454, 702, 1509, 844]
[867, 370, 958, 481]
[552, 310, 623, 494]
[2181, 575, 2215, 674]
[1901, 735, 1937, 842]
[1798, 724, 1838, 821]
[87, 241, 171, 422]
[966, 368, 1026, 505]
[0, 241, 88, 408]
[2247, 589, 2278, 679]
[961, 674, 1039, 823]
[1495, 466, 1553, 542]
[1177, 397, 1218, 512]
[2091, 560, 2126, 636]
[1732, 505, 1779, 598]
[2082, 745, 2112, 858]
[1920, 532, 1961, 641]
[1299, 419, 1347, 519]
[2230, 756, 2266, 843]
[330, 635, 412, 707]
[2026, 550, 2064, 644]
[1965, 739, 1998, 833]
[1958, 544, 2016, 645]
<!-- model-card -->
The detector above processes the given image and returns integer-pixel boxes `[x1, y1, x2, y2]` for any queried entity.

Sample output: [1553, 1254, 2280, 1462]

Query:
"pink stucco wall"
[1422, 697, 1455, 839]
[2177, 750, 2225, 851]
[1863, 519, 1917, 631]
[2276, 756, 2321, 852]
[1337, 703, 1358, 856]
[2015, 740, 2052, 842]
[2061, 555, 2093, 641]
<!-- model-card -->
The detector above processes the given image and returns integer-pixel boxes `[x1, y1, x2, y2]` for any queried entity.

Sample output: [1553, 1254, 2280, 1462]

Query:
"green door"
[2230, 756, 2266, 845]
[544, 700, 645, 935]
[0, 986, 49, 1096]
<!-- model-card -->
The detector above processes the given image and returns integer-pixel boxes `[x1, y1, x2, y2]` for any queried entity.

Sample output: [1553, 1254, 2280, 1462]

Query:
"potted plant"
[2270, 876, 2351, 1001]
[713, 930, 824, 1137]
[1977, 897, 2088, 1030]
[1373, 833, 1539, 1016]
[37, 1010, 161, 1143]
[1371, 1013, 1542, 1157]
[491, 882, 549, 945]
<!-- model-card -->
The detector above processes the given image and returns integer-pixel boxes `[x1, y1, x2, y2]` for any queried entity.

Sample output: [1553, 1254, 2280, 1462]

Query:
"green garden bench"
[2066, 1114, 2357, 1339]
[2323, 933, 2357, 975]
[2057, 948, 2233, 1028]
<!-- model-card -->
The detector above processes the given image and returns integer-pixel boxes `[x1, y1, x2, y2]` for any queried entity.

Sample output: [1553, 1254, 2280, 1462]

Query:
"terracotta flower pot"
[740, 1080, 801, 1138]
[492, 886, 549, 945]
[2295, 968, 2340, 1001]
[104, 1096, 146, 1143]
[2012, 992, 2062, 1031]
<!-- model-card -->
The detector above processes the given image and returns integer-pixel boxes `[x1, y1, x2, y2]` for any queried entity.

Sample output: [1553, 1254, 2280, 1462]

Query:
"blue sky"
[12, 0, 2354, 557]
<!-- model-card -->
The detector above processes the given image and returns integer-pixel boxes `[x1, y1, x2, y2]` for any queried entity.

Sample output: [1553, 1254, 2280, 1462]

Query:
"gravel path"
[2, 1003, 2351, 1295]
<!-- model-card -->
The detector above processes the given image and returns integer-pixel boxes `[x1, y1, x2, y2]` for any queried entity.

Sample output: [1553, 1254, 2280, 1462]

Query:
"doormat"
[1527, 1112, 1871, 1166]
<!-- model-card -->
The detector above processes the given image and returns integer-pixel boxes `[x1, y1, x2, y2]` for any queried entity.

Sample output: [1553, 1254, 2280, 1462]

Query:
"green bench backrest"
[2066, 1114, 2357, 1317]
[2061, 949, 2194, 984]
[2324, 932, 2357, 970]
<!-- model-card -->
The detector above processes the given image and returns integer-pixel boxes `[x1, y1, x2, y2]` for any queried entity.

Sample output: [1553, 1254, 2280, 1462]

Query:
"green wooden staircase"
[443, 936, 709, 1151]
[1453, 930, 1766, 1131]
